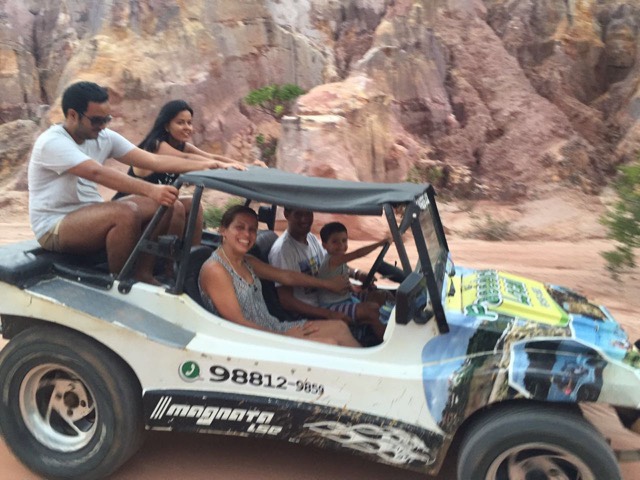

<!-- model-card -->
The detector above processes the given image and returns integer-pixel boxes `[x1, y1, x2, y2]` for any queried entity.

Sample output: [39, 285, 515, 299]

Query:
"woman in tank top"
[199, 205, 361, 347]
[113, 100, 248, 244]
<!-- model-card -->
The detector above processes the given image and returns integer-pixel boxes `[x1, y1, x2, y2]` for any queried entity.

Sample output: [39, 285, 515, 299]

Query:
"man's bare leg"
[152, 196, 204, 278]
[57, 199, 178, 283]
[116, 196, 181, 283]
[56, 202, 142, 274]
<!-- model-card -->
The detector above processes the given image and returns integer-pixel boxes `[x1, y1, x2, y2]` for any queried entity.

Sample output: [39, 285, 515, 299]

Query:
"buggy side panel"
[27, 278, 194, 348]
[144, 389, 446, 475]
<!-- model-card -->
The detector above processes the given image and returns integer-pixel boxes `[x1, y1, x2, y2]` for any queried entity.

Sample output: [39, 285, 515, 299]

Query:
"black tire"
[0, 325, 144, 480]
[457, 404, 621, 480]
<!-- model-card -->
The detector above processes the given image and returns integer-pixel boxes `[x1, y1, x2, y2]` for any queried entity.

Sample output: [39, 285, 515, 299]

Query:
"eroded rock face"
[2, 1, 339, 146]
[599, 3, 639, 70]
[482, 0, 640, 187]
[279, 1, 621, 199]
[0, 119, 39, 188]
[278, 75, 398, 182]
[433, 5, 601, 198]
[0, 0, 638, 201]
[0, 2, 39, 122]
[356, 4, 452, 138]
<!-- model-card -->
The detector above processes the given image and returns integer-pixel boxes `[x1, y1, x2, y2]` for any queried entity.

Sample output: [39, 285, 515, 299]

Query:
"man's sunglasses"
[79, 112, 113, 127]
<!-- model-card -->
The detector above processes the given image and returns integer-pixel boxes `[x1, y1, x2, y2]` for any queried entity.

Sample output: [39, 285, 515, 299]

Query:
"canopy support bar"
[384, 204, 412, 274]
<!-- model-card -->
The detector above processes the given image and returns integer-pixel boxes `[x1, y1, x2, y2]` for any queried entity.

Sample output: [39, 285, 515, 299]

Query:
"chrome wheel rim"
[486, 442, 594, 480]
[20, 363, 97, 452]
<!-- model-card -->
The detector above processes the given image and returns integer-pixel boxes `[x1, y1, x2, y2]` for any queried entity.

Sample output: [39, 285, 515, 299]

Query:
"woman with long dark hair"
[114, 100, 245, 244]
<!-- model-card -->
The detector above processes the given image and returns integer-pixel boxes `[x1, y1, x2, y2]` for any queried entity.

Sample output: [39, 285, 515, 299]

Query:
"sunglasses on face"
[79, 112, 113, 127]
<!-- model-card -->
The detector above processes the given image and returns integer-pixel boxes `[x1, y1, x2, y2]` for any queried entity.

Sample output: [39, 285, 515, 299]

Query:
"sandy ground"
[0, 190, 639, 479]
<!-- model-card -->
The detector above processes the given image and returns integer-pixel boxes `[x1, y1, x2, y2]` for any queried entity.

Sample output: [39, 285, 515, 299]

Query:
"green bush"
[244, 83, 305, 165]
[244, 83, 305, 120]
[255, 133, 278, 166]
[406, 163, 448, 188]
[203, 198, 243, 229]
[469, 214, 516, 241]
[601, 160, 640, 275]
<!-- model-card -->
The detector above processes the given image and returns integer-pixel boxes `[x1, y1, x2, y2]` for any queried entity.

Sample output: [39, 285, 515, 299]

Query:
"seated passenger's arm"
[117, 146, 224, 174]
[159, 142, 245, 170]
[328, 238, 391, 269]
[200, 261, 270, 332]
[247, 256, 349, 293]
[68, 160, 178, 206]
[276, 285, 344, 321]
[183, 143, 248, 166]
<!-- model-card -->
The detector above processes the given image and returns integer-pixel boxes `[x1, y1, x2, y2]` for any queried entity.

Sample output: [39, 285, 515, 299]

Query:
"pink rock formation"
[0, 0, 637, 202]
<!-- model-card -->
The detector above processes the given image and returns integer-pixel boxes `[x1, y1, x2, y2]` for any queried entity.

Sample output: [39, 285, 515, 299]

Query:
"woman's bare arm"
[185, 143, 267, 167]
[246, 255, 349, 293]
[183, 143, 249, 167]
[159, 141, 244, 168]
[132, 142, 245, 177]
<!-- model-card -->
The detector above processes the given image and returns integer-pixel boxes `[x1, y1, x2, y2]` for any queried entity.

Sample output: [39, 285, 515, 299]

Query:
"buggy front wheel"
[457, 404, 621, 480]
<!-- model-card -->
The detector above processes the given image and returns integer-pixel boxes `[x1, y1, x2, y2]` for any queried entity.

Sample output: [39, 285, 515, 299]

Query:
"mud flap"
[616, 449, 640, 463]
[615, 414, 640, 462]
[582, 404, 640, 464]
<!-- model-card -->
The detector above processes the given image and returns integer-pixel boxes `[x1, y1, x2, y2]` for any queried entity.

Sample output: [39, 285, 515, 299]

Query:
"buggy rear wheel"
[0, 325, 144, 480]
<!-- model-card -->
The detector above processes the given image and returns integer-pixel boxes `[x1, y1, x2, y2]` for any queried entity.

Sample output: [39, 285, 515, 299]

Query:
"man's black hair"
[61, 81, 109, 117]
[320, 221, 347, 243]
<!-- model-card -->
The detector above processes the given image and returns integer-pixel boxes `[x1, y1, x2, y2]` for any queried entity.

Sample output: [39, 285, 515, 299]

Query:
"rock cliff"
[0, 0, 638, 200]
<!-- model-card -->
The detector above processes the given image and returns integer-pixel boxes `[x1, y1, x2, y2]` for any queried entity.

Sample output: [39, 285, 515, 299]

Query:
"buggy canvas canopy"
[179, 167, 432, 215]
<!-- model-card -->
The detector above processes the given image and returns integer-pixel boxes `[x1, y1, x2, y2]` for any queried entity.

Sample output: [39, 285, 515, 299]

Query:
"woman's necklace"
[219, 246, 253, 285]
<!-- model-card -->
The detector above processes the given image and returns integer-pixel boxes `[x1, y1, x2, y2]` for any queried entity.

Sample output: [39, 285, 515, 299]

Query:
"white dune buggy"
[0, 168, 639, 479]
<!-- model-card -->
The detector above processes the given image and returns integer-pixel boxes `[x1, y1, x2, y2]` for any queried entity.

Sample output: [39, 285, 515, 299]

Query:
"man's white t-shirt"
[268, 230, 326, 307]
[28, 124, 135, 239]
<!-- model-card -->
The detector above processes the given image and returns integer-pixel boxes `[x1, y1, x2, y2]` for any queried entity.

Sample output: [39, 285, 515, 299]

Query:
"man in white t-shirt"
[268, 208, 353, 321]
[28, 81, 222, 283]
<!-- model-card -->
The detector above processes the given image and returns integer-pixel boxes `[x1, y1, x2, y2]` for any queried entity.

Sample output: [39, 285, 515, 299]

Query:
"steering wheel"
[362, 242, 391, 289]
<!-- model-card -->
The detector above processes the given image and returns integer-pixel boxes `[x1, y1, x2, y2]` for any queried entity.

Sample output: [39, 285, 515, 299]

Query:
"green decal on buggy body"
[475, 270, 504, 307]
[179, 361, 201, 382]
[464, 304, 499, 322]
[458, 270, 570, 326]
